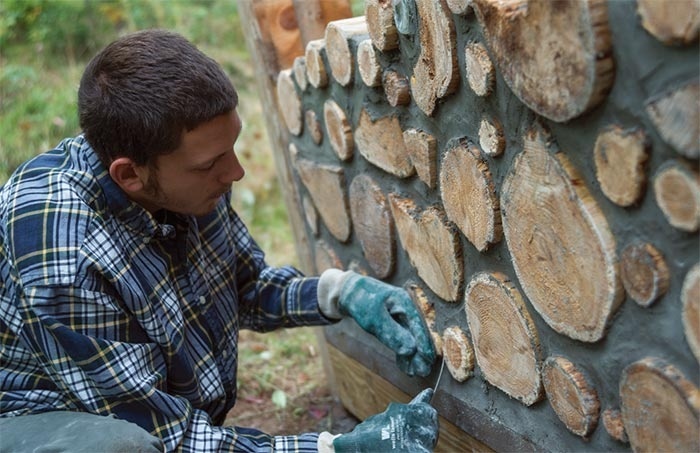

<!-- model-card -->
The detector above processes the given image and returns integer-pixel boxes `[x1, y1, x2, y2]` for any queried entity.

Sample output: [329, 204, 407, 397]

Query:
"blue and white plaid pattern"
[0, 135, 332, 452]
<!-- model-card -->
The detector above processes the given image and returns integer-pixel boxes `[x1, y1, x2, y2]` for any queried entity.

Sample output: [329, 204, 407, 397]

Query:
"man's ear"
[109, 157, 146, 194]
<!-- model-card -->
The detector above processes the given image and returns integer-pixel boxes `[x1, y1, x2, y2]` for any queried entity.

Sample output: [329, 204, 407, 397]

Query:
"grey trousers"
[0, 411, 164, 453]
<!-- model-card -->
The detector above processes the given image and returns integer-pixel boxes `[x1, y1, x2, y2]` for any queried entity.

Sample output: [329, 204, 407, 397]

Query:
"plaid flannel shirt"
[0, 135, 333, 452]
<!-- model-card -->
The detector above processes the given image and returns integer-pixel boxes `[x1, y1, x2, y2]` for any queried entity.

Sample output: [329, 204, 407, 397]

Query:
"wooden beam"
[327, 344, 493, 453]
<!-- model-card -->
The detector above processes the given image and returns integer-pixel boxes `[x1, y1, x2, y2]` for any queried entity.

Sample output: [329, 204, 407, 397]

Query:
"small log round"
[294, 158, 351, 242]
[478, 117, 505, 157]
[465, 271, 543, 406]
[276, 69, 302, 136]
[302, 195, 319, 237]
[405, 282, 442, 354]
[349, 174, 396, 279]
[355, 109, 415, 178]
[620, 357, 700, 453]
[619, 241, 669, 307]
[305, 110, 323, 145]
[325, 16, 368, 87]
[542, 356, 600, 439]
[388, 194, 463, 302]
[440, 139, 502, 252]
[292, 56, 308, 91]
[472, 0, 614, 122]
[464, 41, 495, 97]
[411, 0, 459, 116]
[305, 39, 328, 88]
[602, 408, 629, 443]
[501, 123, 623, 342]
[383, 70, 411, 107]
[314, 239, 344, 273]
[682, 263, 700, 362]
[637, 0, 700, 46]
[323, 99, 353, 161]
[646, 80, 699, 159]
[593, 125, 649, 207]
[357, 39, 382, 87]
[403, 128, 438, 189]
[441, 325, 475, 382]
[653, 160, 700, 232]
[446, 0, 473, 15]
[365, 0, 399, 51]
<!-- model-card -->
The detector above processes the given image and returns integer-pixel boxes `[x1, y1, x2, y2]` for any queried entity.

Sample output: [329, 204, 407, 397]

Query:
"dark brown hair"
[78, 29, 238, 167]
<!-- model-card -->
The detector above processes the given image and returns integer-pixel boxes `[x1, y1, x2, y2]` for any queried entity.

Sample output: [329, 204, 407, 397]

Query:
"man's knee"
[0, 411, 164, 453]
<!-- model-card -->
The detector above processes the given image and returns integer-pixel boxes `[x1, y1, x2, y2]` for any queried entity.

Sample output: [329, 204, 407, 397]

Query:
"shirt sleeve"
[6, 285, 320, 452]
[225, 204, 335, 332]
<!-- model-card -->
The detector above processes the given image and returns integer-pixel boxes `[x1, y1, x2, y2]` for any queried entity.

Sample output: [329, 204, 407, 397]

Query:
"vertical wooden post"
[236, 0, 353, 405]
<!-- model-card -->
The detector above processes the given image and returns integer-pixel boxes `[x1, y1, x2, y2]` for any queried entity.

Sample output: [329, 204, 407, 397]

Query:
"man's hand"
[333, 389, 439, 453]
[338, 273, 436, 377]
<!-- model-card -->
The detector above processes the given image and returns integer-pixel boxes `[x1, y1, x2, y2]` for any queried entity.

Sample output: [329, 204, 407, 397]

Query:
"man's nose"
[219, 150, 245, 184]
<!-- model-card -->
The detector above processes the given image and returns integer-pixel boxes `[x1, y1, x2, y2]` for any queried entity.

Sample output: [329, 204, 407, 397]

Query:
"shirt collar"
[78, 137, 177, 240]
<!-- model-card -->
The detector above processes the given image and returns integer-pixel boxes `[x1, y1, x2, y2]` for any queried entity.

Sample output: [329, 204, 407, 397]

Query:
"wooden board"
[465, 271, 543, 406]
[500, 122, 623, 342]
[472, 0, 614, 122]
[620, 357, 700, 452]
[326, 343, 493, 453]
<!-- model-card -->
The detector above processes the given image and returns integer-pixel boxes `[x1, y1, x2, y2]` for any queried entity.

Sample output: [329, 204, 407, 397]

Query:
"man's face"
[136, 110, 245, 216]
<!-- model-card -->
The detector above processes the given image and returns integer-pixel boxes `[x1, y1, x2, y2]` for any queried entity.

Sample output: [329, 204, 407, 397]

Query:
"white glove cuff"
[317, 431, 341, 453]
[317, 268, 355, 319]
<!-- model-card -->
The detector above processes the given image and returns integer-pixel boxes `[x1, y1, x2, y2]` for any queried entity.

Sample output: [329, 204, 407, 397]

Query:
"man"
[0, 30, 438, 452]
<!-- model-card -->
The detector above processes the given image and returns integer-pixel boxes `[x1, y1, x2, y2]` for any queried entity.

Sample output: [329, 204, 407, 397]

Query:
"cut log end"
[405, 282, 442, 355]
[325, 16, 369, 86]
[355, 109, 415, 178]
[543, 356, 600, 438]
[602, 408, 629, 443]
[501, 123, 622, 342]
[682, 263, 700, 362]
[305, 110, 323, 145]
[442, 325, 475, 382]
[440, 139, 502, 252]
[323, 100, 353, 161]
[465, 271, 543, 406]
[593, 125, 649, 207]
[403, 128, 438, 189]
[389, 194, 463, 302]
[479, 117, 505, 157]
[349, 174, 396, 279]
[383, 70, 411, 107]
[646, 81, 700, 159]
[357, 39, 382, 87]
[653, 160, 700, 232]
[302, 195, 319, 237]
[465, 41, 495, 97]
[305, 39, 328, 88]
[620, 357, 700, 453]
[620, 241, 670, 307]
[637, 0, 700, 46]
[365, 0, 399, 51]
[292, 56, 308, 91]
[314, 239, 344, 273]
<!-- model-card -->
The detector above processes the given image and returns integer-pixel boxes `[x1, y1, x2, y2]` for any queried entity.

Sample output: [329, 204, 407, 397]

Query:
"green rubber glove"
[333, 388, 438, 453]
[339, 273, 436, 377]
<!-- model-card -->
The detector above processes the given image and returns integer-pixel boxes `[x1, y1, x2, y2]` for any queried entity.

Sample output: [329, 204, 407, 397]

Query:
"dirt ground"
[223, 329, 359, 437]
